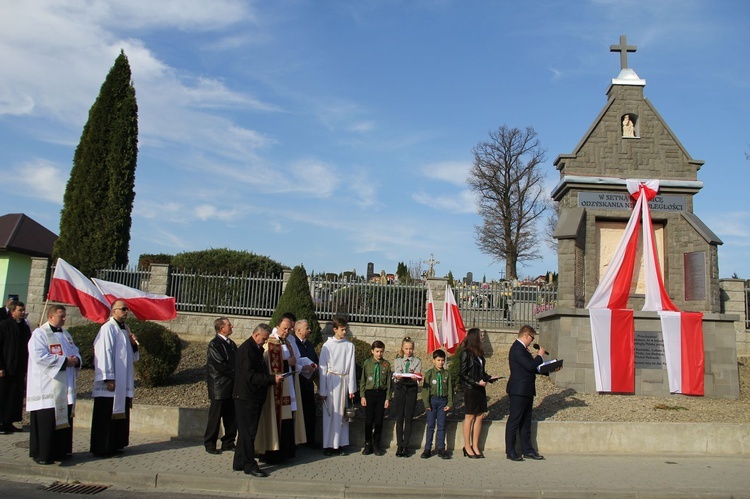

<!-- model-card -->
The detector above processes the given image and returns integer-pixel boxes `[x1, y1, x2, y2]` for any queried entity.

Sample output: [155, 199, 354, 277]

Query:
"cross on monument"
[610, 34, 637, 70]
[425, 253, 440, 278]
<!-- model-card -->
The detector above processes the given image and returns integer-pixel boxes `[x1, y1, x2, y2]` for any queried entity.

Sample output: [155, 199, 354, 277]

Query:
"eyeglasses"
[114, 307, 129, 312]
[527, 334, 535, 341]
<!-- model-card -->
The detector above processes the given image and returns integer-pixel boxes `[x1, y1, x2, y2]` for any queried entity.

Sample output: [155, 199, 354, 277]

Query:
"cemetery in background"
[22, 258, 750, 355]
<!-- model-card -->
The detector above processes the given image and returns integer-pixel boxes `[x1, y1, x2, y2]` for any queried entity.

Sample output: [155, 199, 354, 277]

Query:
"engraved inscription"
[634, 330, 666, 369]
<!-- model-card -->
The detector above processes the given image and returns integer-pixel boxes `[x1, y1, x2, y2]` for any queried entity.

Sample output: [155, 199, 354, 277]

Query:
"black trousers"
[363, 389, 387, 447]
[392, 383, 418, 448]
[90, 397, 131, 456]
[299, 378, 317, 446]
[204, 398, 236, 449]
[233, 398, 264, 472]
[0, 375, 24, 428]
[29, 406, 74, 462]
[505, 394, 535, 455]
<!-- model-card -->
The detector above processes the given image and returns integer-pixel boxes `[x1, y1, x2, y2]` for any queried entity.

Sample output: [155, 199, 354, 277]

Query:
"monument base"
[538, 308, 740, 398]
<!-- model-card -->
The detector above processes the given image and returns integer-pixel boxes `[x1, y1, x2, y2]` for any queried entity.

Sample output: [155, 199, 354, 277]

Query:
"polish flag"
[659, 311, 705, 396]
[48, 258, 111, 323]
[589, 308, 634, 393]
[92, 278, 177, 321]
[441, 285, 466, 354]
[426, 287, 441, 353]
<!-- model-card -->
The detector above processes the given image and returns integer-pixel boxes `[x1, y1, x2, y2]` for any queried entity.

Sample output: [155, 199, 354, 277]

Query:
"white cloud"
[412, 189, 477, 214]
[287, 159, 342, 198]
[15, 160, 66, 205]
[420, 160, 472, 186]
[194, 204, 241, 222]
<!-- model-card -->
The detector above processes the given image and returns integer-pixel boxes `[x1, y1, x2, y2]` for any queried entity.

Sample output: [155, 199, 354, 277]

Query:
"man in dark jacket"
[233, 324, 282, 477]
[204, 317, 237, 454]
[505, 324, 545, 461]
[0, 301, 31, 433]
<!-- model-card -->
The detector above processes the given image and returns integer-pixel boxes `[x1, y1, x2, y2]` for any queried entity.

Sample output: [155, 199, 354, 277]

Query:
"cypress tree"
[54, 50, 138, 276]
[270, 265, 322, 345]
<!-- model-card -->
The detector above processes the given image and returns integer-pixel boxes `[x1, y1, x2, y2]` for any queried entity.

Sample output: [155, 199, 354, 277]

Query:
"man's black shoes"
[523, 452, 545, 460]
[244, 467, 268, 478]
[205, 447, 222, 455]
[507, 453, 524, 461]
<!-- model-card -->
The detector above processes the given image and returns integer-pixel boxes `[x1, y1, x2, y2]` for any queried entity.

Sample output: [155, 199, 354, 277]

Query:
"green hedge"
[68, 318, 181, 387]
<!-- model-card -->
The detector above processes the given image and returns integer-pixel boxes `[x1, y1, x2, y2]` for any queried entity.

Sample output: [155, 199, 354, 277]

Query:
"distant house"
[0, 214, 58, 303]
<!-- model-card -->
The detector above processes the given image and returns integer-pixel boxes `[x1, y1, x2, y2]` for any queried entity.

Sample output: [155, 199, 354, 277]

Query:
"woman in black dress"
[459, 328, 494, 458]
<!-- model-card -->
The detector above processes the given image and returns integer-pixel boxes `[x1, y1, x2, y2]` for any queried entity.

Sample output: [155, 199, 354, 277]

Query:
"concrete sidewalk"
[1, 428, 749, 498]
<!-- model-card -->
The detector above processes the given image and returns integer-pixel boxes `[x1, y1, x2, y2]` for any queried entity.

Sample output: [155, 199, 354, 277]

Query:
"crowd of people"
[0, 296, 556, 475]
[202, 311, 557, 477]
[0, 299, 139, 465]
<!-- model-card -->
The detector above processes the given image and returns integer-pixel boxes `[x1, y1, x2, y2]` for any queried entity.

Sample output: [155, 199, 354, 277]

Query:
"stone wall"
[720, 278, 749, 355]
[540, 308, 740, 398]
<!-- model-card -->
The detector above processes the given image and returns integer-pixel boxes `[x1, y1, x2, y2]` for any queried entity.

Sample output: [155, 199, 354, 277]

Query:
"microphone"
[533, 343, 540, 350]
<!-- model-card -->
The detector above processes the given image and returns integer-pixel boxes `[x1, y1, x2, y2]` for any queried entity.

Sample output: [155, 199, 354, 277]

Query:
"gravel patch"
[74, 339, 750, 423]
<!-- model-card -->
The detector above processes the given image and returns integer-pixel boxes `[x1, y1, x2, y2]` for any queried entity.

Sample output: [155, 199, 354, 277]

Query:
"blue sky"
[1, 1, 748, 281]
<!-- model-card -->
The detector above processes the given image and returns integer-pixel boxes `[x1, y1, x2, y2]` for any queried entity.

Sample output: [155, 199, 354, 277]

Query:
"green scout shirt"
[359, 357, 392, 394]
[421, 367, 453, 408]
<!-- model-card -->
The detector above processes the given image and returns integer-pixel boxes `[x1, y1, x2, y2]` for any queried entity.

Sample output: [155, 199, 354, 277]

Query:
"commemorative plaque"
[634, 330, 666, 369]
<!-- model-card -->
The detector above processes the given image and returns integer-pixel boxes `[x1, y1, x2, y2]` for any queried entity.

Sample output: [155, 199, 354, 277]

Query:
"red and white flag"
[426, 287, 440, 353]
[441, 285, 466, 354]
[92, 278, 177, 321]
[587, 179, 704, 396]
[589, 308, 635, 393]
[659, 311, 705, 396]
[48, 258, 111, 323]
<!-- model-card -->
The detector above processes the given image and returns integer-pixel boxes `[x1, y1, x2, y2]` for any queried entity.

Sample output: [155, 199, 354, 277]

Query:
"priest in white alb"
[26, 305, 81, 465]
[318, 316, 356, 455]
[90, 300, 139, 457]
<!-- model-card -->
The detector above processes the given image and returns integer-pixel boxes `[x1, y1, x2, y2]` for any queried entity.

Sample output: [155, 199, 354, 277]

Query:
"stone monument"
[541, 35, 739, 398]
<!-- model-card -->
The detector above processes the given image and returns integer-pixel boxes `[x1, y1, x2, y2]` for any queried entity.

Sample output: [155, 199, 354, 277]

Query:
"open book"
[538, 358, 563, 374]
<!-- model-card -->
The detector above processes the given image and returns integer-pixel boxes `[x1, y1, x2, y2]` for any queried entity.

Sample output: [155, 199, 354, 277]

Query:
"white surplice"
[26, 323, 81, 421]
[318, 336, 356, 449]
[92, 318, 139, 416]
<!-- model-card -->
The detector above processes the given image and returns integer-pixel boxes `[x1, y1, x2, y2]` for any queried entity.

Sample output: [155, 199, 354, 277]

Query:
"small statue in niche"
[622, 114, 636, 137]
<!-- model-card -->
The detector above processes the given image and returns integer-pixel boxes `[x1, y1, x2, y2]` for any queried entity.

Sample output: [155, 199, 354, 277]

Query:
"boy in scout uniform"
[421, 349, 452, 459]
[359, 340, 391, 456]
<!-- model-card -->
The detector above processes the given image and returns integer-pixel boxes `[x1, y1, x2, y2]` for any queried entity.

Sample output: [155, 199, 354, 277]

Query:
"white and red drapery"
[586, 179, 704, 396]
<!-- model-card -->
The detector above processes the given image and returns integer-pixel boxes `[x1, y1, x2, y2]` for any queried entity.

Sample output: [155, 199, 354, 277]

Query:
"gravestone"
[541, 35, 739, 398]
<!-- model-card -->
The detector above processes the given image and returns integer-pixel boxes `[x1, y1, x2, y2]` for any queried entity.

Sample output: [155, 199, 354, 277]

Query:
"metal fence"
[96, 266, 151, 290]
[309, 276, 425, 325]
[169, 270, 284, 316]
[454, 283, 557, 330]
[89, 264, 558, 328]
[745, 283, 750, 330]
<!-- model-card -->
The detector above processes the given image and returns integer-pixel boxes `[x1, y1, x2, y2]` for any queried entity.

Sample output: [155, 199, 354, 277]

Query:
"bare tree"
[468, 125, 547, 279]
[544, 199, 559, 252]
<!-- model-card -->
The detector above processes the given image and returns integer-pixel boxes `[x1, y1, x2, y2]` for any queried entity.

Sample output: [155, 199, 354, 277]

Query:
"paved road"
[1, 429, 749, 498]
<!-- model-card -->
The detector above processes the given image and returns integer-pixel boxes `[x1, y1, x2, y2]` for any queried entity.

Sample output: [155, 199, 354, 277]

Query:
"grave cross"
[425, 253, 440, 278]
[610, 34, 637, 70]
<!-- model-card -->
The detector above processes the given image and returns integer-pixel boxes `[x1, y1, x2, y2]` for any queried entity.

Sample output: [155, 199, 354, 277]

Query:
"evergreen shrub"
[270, 264, 322, 345]
[171, 248, 284, 275]
[68, 319, 181, 387]
[67, 322, 101, 368]
[129, 318, 181, 387]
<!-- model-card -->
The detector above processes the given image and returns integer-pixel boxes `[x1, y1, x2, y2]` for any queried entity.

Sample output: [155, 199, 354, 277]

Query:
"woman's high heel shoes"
[462, 447, 479, 459]
[472, 446, 485, 458]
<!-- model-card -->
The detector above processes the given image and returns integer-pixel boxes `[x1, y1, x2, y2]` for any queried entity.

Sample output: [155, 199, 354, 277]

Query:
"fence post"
[426, 276, 448, 328]
[719, 278, 747, 355]
[281, 269, 293, 293]
[146, 263, 171, 295]
[26, 257, 51, 327]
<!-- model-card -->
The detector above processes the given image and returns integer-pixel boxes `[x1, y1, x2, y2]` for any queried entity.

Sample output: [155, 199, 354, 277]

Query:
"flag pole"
[38, 298, 49, 327]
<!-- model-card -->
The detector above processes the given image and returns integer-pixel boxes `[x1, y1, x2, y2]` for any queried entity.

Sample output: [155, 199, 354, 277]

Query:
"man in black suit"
[233, 324, 283, 477]
[293, 319, 319, 448]
[204, 317, 238, 454]
[0, 301, 31, 433]
[505, 324, 545, 461]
